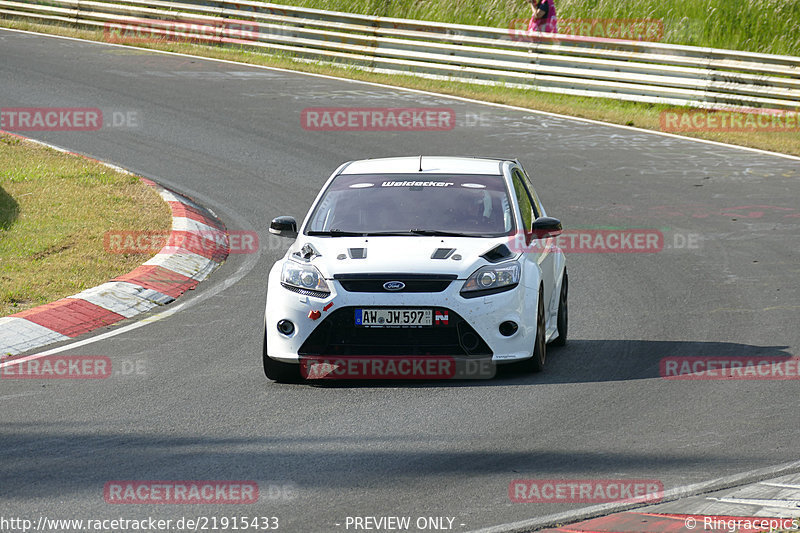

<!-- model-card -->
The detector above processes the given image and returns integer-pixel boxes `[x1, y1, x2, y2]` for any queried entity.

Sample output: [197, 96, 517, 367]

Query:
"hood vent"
[481, 244, 513, 263]
[431, 247, 455, 259]
[348, 248, 367, 259]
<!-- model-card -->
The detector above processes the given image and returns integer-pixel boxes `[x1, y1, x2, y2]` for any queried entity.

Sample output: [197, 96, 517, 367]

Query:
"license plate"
[355, 308, 432, 327]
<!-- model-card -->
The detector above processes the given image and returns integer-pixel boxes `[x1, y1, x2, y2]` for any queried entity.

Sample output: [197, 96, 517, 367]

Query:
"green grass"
[0, 134, 171, 317]
[277, 0, 800, 56]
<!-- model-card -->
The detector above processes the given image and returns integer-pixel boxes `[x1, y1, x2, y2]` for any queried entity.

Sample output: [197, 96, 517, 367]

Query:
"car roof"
[339, 156, 507, 176]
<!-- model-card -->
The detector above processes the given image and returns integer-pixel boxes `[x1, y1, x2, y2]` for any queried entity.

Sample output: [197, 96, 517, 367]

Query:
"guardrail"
[2, 0, 799, 110]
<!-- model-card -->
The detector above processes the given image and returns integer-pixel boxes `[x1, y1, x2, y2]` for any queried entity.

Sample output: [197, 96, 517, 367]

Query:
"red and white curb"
[0, 168, 228, 358]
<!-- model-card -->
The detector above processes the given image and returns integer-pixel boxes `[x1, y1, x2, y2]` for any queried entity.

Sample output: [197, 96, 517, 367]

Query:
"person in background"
[527, 0, 557, 34]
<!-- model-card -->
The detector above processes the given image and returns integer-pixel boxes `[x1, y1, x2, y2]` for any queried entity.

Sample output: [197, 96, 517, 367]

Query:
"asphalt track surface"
[1, 29, 799, 532]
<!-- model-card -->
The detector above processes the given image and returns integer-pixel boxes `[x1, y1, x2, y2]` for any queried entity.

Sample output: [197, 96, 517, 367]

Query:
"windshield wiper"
[306, 229, 367, 237]
[408, 229, 477, 237]
[359, 230, 477, 237]
[308, 230, 426, 237]
[307, 229, 480, 237]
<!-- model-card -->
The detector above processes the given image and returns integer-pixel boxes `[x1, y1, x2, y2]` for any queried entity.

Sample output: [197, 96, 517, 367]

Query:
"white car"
[263, 156, 567, 382]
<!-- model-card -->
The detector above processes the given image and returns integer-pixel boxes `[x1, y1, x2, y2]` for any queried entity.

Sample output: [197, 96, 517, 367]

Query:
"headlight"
[281, 261, 330, 296]
[461, 262, 520, 297]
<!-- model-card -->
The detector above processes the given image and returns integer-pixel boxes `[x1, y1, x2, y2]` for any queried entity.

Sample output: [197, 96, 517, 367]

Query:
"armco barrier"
[1, 0, 798, 110]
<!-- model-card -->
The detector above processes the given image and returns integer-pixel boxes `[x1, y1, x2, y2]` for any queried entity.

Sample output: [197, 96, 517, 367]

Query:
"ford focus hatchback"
[263, 156, 567, 382]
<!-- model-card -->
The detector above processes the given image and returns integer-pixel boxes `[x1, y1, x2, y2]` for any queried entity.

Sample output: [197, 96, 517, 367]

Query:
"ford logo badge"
[383, 281, 406, 291]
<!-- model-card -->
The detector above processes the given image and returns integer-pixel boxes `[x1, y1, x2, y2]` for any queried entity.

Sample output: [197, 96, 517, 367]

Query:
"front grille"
[299, 307, 492, 357]
[334, 273, 457, 293]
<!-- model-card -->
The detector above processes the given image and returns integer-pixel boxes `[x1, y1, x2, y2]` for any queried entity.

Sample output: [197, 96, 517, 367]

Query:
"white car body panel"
[284, 236, 502, 277]
[264, 156, 567, 369]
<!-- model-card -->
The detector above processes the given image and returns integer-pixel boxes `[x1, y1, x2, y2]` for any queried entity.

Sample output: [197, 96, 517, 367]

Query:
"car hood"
[285, 236, 515, 278]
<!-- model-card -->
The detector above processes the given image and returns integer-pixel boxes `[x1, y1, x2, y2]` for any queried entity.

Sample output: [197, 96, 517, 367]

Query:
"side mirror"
[530, 216, 562, 239]
[269, 216, 298, 238]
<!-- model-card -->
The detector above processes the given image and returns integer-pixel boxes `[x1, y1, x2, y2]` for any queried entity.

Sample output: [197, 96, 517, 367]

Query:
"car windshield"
[306, 173, 514, 236]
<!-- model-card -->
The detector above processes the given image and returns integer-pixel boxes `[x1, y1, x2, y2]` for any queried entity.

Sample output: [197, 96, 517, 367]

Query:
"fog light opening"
[459, 331, 480, 352]
[499, 321, 518, 337]
[277, 319, 295, 336]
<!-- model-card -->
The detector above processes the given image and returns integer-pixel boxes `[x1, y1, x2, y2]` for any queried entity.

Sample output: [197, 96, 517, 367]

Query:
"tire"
[519, 288, 546, 373]
[552, 271, 568, 347]
[262, 326, 302, 383]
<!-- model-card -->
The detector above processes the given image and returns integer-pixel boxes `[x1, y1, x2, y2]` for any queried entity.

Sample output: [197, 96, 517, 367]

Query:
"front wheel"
[263, 326, 302, 383]
[552, 271, 568, 347]
[519, 289, 546, 373]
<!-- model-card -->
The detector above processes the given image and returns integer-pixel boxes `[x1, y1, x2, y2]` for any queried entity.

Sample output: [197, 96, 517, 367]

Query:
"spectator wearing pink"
[527, 0, 557, 33]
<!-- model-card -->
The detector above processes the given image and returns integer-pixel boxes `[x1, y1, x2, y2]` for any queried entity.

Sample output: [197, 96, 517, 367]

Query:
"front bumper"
[298, 306, 491, 357]
[265, 267, 539, 364]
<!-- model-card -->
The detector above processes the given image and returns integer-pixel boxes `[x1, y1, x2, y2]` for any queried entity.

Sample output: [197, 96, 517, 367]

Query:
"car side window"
[511, 170, 535, 232]
[517, 169, 543, 219]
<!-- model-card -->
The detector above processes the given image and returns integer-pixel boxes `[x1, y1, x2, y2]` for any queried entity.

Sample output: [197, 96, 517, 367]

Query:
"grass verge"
[0, 133, 171, 317]
[272, 0, 800, 57]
